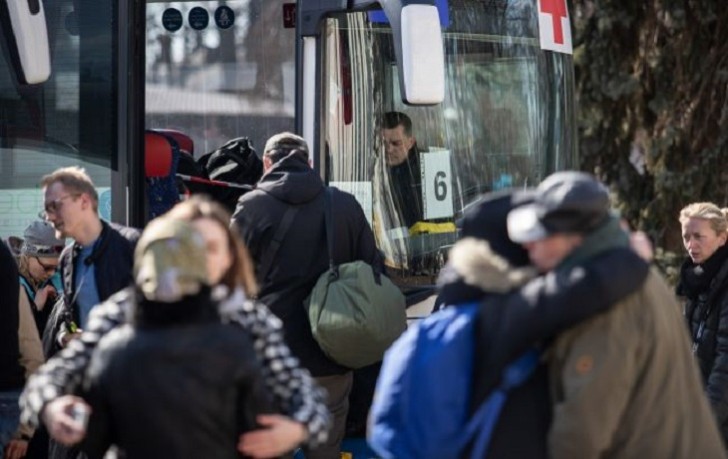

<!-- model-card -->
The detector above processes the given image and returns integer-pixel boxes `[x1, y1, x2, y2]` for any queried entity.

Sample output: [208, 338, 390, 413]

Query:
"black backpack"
[197, 137, 263, 212]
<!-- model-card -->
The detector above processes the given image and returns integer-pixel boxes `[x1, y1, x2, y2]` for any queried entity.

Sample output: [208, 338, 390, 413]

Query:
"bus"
[0, 0, 577, 303]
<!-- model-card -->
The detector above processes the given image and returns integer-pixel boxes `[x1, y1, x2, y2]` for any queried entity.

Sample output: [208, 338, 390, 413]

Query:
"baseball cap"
[134, 218, 209, 303]
[22, 221, 65, 258]
[507, 171, 610, 243]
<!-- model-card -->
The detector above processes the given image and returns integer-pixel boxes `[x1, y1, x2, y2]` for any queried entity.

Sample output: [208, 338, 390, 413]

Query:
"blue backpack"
[368, 303, 540, 459]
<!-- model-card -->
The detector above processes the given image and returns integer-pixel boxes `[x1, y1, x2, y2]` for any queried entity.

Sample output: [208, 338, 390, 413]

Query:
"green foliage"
[571, 0, 728, 279]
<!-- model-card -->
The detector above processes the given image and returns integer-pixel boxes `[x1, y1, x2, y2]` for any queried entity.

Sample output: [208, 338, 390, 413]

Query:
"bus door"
[143, 0, 299, 182]
[301, 0, 578, 312]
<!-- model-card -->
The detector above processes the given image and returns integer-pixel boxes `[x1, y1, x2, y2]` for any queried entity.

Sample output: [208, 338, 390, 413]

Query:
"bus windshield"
[320, 0, 577, 288]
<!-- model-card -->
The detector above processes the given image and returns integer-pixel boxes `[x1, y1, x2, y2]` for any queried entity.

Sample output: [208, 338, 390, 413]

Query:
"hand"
[60, 331, 83, 348]
[4, 439, 28, 459]
[34, 285, 57, 311]
[238, 415, 308, 459]
[42, 396, 91, 446]
[630, 230, 654, 262]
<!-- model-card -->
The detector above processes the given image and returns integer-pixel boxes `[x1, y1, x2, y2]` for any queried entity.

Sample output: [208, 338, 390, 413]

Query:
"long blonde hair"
[166, 196, 258, 297]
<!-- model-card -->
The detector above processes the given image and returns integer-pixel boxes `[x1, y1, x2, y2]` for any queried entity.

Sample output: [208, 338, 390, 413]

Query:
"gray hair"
[263, 132, 309, 164]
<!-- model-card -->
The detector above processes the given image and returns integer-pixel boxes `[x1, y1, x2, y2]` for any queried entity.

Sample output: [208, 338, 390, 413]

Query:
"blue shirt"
[75, 242, 100, 328]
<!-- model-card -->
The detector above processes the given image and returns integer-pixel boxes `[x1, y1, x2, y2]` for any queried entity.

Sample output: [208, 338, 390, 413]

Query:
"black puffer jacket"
[678, 244, 728, 441]
[81, 289, 274, 459]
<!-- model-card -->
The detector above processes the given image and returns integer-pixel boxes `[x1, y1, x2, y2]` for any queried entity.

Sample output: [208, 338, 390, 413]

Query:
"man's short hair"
[40, 166, 99, 212]
[263, 132, 309, 164]
[383, 111, 413, 136]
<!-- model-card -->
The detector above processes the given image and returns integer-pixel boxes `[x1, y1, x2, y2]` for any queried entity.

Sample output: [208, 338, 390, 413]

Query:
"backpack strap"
[462, 348, 541, 458]
[19, 276, 35, 303]
[257, 206, 299, 284]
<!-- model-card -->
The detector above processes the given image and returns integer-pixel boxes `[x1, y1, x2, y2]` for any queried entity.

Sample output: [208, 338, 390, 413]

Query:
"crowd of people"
[1, 130, 728, 459]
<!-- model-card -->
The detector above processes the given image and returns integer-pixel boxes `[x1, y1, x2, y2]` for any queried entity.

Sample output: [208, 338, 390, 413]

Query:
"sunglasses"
[39, 194, 79, 220]
[35, 257, 59, 273]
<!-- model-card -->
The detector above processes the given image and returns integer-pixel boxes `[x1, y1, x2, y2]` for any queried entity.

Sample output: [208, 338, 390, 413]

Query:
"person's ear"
[263, 156, 273, 172]
[407, 135, 416, 150]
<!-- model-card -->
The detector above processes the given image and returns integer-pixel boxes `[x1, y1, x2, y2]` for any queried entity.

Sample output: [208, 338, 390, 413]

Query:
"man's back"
[84, 322, 271, 459]
[548, 269, 726, 458]
[232, 153, 380, 376]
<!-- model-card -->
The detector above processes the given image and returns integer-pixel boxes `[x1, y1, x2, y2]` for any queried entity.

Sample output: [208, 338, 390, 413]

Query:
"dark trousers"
[303, 372, 353, 459]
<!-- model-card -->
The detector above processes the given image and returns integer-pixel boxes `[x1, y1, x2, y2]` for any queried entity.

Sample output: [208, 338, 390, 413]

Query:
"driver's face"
[382, 125, 415, 167]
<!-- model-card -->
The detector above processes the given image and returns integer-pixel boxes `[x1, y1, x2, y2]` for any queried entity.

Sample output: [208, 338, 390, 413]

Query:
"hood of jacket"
[256, 153, 324, 205]
[448, 237, 537, 294]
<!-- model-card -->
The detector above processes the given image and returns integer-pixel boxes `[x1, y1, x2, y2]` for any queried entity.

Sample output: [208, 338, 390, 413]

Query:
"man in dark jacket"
[40, 167, 139, 358]
[38, 167, 138, 459]
[231, 132, 380, 459]
[382, 111, 423, 229]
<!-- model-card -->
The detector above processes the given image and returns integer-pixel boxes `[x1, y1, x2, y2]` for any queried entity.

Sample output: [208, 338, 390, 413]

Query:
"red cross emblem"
[540, 0, 568, 44]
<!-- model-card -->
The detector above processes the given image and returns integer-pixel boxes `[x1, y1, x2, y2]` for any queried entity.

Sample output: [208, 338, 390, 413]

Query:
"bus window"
[0, 0, 117, 240]
[145, 0, 297, 157]
[321, 0, 577, 288]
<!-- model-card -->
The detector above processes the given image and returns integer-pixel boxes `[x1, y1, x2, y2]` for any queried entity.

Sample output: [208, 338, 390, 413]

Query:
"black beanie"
[459, 189, 531, 267]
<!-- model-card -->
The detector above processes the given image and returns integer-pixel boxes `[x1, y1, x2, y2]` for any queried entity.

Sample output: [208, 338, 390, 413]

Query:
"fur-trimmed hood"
[448, 237, 537, 293]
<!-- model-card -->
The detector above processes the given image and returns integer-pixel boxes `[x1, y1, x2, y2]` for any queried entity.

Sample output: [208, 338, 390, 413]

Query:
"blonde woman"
[678, 202, 728, 443]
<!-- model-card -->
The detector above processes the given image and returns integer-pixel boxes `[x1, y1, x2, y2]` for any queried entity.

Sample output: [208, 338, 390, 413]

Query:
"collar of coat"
[448, 237, 537, 294]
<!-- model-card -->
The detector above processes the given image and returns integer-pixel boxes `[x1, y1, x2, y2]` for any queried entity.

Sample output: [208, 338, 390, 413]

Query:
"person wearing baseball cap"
[507, 171, 612, 271]
[17, 221, 65, 335]
[81, 217, 275, 458]
[426, 188, 651, 458]
[505, 171, 725, 458]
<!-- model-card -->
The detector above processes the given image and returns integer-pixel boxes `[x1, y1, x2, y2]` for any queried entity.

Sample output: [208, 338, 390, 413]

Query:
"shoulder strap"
[462, 348, 541, 459]
[19, 276, 35, 302]
[257, 206, 299, 284]
[324, 187, 336, 271]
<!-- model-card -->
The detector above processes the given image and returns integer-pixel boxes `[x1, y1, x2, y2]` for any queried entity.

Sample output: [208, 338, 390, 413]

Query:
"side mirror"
[358, 0, 446, 105]
[0, 0, 51, 84]
[397, 4, 445, 105]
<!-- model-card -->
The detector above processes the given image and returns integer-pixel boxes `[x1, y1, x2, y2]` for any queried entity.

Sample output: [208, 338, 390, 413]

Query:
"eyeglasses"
[39, 194, 78, 220]
[35, 257, 59, 273]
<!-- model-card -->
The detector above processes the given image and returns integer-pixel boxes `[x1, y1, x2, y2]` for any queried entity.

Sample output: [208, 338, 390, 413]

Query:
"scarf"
[677, 243, 728, 300]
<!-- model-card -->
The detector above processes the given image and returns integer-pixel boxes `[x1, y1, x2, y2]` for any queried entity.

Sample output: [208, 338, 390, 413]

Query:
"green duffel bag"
[307, 260, 407, 369]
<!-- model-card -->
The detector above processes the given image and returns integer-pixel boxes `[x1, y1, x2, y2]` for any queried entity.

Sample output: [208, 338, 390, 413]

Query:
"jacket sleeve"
[548, 311, 639, 458]
[222, 298, 331, 447]
[20, 298, 126, 428]
[18, 287, 44, 377]
[705, 289, 728, 426]
[482, 247, 648, 378]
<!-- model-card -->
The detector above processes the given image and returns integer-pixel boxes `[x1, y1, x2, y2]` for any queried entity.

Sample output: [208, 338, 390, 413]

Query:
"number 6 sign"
[420, 150, 454, 220]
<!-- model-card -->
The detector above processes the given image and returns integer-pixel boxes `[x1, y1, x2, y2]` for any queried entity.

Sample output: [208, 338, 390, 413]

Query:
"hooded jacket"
[231, 153, 381, 376]
[547, 219, 726, 458]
